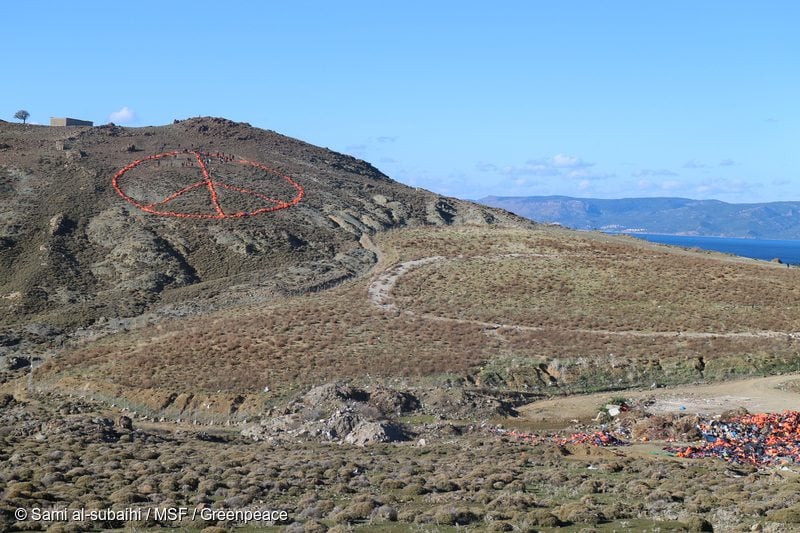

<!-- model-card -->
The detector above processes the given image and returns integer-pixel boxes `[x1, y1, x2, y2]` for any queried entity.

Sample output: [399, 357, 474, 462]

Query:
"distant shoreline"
[619, 232, 800, 265]
[606, 231, 800, 243]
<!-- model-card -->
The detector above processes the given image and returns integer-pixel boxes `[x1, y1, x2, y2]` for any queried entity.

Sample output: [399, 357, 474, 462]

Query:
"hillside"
[32, 224, 800, 417]
[7, 223, 800, 531]
[0, 117, 526, 364]
[480, 195, 800, 238]
[5, 120, 800, 531]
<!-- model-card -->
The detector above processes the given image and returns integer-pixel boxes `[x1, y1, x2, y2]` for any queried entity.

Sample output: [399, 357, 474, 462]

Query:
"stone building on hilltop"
[50, 117, 93, 127]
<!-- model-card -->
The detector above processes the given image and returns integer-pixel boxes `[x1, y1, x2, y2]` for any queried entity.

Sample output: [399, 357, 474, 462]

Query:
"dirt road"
[519, 373, 800, 429]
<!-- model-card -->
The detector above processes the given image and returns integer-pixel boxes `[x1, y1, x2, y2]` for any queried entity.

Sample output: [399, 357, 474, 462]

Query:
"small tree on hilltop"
[14, 110, 30, 124]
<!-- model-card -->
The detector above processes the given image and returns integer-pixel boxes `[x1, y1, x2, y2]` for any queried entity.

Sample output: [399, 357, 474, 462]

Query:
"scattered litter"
[668, 411, 800, 466]
[492, 410, 800, 467]
[490, 427, 629, 447]
[560, 431, 629, 447]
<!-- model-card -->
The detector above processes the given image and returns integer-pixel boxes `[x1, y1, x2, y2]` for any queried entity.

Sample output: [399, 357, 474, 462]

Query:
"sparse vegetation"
[393, 234, 800, 332]
[30, 226, 800, 420]
[1, 391, 797, 531]
[4, 120, 800, 530]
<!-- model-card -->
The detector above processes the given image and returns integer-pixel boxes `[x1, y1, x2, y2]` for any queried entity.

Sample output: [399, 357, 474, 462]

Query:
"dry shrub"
[370, 504, 398, 522]
[629, 414, 702, 441]
[487, 521, 514, 532]
[428, 474, 459, 493]
[521, 508, 562, 527]
[556, 501, 605, 524]
[684, 516, 715, 531]
[433, 506, 479, 526]
[400, 483, 427, 496]
[380, 478, 405, 491]
[488, 492, 538, 511]
[108, 487, 146, 504]
[332, 500, 375, 524]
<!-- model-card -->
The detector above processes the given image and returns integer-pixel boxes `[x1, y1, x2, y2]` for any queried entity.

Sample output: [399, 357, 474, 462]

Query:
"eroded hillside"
[29, 225, 800, 423]
[0, 118, 527, 369]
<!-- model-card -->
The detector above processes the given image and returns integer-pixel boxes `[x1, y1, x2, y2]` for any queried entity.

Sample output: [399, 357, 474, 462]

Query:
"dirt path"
[367, 252, 799, 340]
[519, 373, 800, 429]
[368, 256, 444, 312]
[366, 252, 549, 313]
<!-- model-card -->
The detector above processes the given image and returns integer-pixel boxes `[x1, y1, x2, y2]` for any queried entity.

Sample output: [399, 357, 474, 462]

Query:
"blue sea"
[627, 233, 800, 265]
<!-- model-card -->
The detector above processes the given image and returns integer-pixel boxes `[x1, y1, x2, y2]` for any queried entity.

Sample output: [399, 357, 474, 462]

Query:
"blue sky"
[3, 1, 798, 202]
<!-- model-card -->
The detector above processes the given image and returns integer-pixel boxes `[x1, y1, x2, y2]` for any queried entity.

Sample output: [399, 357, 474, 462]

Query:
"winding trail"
[368, 256, 444, 312]
[367, 253, 800, 340]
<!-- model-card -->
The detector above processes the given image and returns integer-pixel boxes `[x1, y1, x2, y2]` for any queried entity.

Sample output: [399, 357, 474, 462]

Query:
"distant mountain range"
[478, 195, 800, 239]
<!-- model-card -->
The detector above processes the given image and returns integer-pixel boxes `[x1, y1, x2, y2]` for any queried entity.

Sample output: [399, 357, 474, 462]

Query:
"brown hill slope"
[32, 225, 800, 421]
[0, 117, 528, 358]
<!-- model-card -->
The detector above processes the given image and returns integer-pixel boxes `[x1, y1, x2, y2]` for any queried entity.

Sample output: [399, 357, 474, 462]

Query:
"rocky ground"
[0, 118, 528, 375]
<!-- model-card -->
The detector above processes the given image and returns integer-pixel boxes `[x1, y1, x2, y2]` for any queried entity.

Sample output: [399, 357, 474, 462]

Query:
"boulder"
[344, 421, 408, 446]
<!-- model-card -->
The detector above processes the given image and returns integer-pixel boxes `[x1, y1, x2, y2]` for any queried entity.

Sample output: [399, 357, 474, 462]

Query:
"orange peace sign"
[112, 150, 304, 219]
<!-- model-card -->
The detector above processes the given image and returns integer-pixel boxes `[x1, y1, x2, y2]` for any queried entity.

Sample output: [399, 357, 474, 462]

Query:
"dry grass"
[393, 236, 800, 333]
[35, 225, 800, 413]
[40, 283, 498, 403]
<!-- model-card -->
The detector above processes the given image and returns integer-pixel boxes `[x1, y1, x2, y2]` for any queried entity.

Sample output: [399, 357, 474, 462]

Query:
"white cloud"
[632, 168, 678, 178]
[475, 161, 499, 172]
[552, 153, 592, 168]
[504, 160, 559, 176]
[693, 179, 753, 196]
[485, 153, 599, 179]
[637, 179, 685, 192]
[683, 159, 707, 169]
[661, 180, 683, 190]
[566, 169, 613, 180]
[718, 159, 736, 167]
[108, 106, 137, 124]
